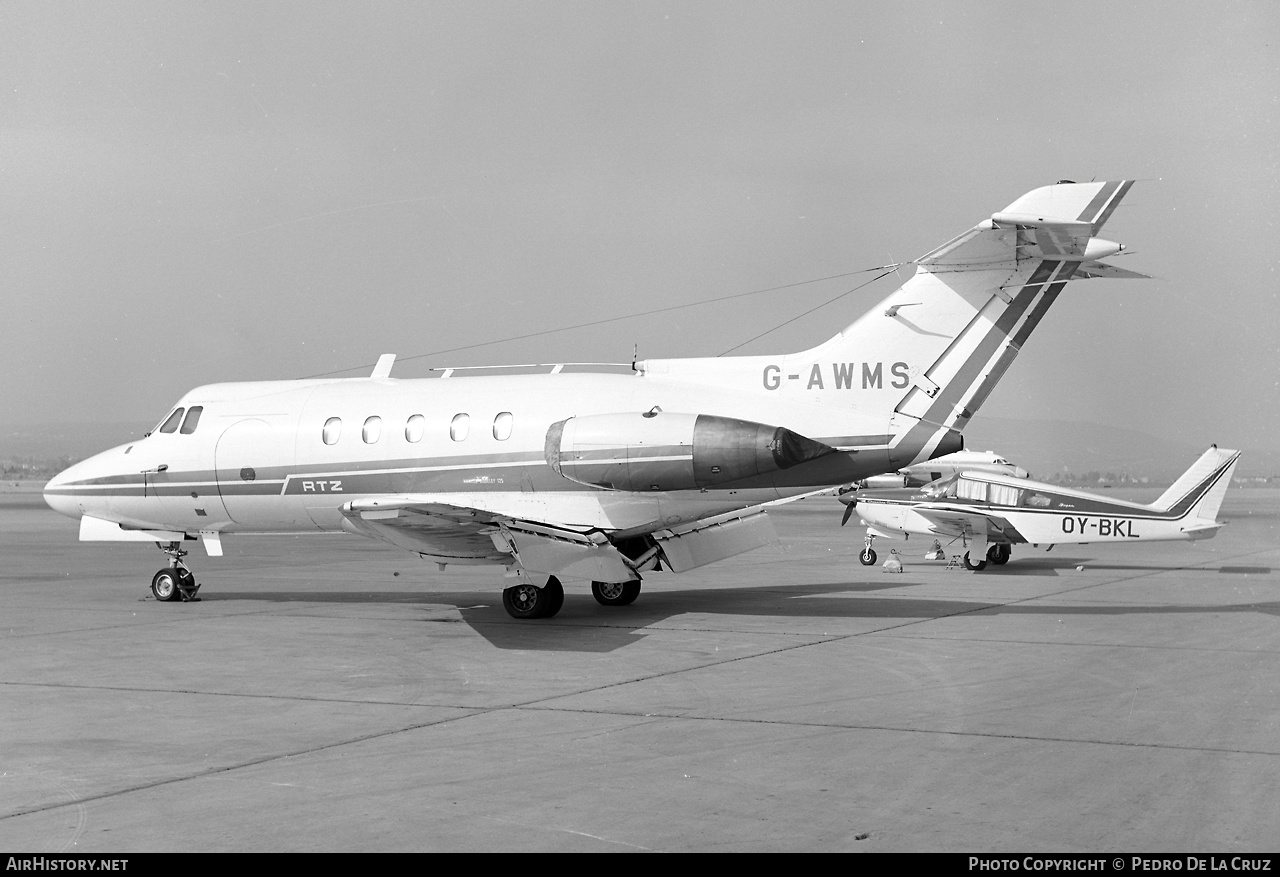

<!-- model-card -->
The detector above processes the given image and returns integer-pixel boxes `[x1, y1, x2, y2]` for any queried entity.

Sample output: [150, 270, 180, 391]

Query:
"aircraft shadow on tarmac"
[202, 577, 1280, 653]
[932, 555, 1274, 576]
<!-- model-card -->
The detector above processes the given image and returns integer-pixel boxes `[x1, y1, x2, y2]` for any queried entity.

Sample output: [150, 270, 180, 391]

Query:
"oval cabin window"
[493, 411, 513, 441]
[323, 417, 342, 446]
[405, 414, 425, 443]
[450, 413, 470, 442]
[363, 416, 382, 444]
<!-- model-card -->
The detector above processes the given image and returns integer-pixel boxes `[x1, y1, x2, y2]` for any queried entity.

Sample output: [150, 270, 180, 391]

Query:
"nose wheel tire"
[151, 569, 182, 602]
[591, 579, 641, 606]
[859, 548, 878, 566]
[963, 552, 988, 571]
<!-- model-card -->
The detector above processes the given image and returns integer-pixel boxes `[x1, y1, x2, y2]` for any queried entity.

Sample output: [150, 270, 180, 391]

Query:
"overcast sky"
[3, 2, 1277, 457]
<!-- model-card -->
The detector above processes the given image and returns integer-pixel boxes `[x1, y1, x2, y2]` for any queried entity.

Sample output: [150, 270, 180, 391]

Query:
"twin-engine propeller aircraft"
[841, 446, 1240, 569]
[855, 448, 1030, 489]
[45, 180, 1146, 618]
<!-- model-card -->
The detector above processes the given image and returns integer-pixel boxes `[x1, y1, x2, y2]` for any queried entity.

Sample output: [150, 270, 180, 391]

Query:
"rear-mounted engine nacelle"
[545, 411, 835, 491]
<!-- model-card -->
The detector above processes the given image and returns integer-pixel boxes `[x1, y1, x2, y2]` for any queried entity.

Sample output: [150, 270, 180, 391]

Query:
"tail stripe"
[892, 260, 1061, 459]
[1161, 453, 1239, 518]
[1086, 180, 1134, 232]
[1076, 180, 1122, 225]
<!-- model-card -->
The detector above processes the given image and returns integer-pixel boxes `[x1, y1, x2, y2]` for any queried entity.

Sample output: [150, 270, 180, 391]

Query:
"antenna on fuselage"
[370, 354, 396, 378]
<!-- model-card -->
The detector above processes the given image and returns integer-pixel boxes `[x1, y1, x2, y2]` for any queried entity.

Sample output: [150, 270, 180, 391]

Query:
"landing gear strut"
[501, 576, 564, 619]
[859, 532, 878, 566]
[151, 541, 200, 602]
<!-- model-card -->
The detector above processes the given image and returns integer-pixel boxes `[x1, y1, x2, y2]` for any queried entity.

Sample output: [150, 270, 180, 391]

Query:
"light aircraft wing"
[911, 504, 1026, 544]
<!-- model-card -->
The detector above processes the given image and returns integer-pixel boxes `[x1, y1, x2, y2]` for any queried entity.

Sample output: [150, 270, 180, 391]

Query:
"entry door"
[215, 418, 305, 527]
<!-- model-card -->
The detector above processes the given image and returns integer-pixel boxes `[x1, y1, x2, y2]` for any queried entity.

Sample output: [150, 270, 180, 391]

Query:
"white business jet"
[45, 180, 1144, 618]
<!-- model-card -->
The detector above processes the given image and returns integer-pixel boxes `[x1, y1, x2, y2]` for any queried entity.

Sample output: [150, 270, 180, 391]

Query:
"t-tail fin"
[1149, 447, 1241, 529]
[640, 180, 1143, 468]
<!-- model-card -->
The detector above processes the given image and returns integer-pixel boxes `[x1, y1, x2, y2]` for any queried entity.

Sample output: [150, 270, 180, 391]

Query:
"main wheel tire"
[987, 544, 1011, 565]
[859, 548, 877, 566]
[151, 569, 182, 602]
[502, 583, 550, 619]
[541, 576, 564, 619]
[591, 579, 641, 606]
[963, 552, 988, 571]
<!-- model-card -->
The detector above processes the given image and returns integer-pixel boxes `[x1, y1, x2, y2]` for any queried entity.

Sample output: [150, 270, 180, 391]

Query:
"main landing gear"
[986, 543, 1011, 565]
[502, 576, 564, 619]
[591, 579, 641, 606]
[150, 541, 201, 602]
[499, 576, 645, 619]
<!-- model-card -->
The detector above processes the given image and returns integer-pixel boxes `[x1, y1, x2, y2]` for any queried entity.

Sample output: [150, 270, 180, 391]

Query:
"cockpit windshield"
[918, 474, 959, 499]
[156, 408, 185, 434]
[151, 405, 203, 436]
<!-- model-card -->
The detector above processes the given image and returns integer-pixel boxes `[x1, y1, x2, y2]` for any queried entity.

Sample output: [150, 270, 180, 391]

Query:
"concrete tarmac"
[1, 488, 1278, 852]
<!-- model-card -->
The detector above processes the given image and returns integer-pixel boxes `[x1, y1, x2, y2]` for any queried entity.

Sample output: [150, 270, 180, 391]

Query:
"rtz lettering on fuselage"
[1061, 516, 1138, 538]
[301, 480, 343, 493]
[762, 362, 910, 391]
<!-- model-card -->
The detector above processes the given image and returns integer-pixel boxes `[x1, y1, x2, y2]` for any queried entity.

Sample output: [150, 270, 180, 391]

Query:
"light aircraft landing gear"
[986, 544, 1011, 565]
[502, 576, 564, 619]
[151, 541, 200, 602]
[859, 532, 877, 566]
[963, 551, 987, 571]
[591, 579, 641, 606]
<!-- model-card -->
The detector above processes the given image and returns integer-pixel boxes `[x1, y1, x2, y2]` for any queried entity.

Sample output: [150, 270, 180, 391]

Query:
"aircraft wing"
[339, 492, 803, 581]
[911, 504, 1026, 544]
[338, 498, 512, 564]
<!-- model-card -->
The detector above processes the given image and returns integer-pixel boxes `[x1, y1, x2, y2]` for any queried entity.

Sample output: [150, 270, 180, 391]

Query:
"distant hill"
[961, 417, 1277, 482]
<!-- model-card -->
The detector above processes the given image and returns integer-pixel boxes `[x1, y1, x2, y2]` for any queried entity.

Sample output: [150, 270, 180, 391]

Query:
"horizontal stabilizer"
[1073, 261, 1151, 280]
[998, 180, 1134, 234]
[1180, 520, 1225, 541]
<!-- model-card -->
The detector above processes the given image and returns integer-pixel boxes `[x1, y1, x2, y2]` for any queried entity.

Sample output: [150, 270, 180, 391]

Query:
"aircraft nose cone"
[44, 460, 86, 519]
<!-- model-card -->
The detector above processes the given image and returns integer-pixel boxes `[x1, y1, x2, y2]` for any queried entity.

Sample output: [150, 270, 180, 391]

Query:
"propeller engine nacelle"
[545, 411, 836, 491]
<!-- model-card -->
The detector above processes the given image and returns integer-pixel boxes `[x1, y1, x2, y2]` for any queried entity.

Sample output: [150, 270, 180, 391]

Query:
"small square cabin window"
[450, 413, 470, 442]
[179, 406, 203, 435]
[405, 414, 425, 443]
[363, 416, 382, 444]
[988, 483, 1020, 506]
[323, 417, 342, 446]
[158, 408, 185, 434]
[492, 411, 513, 441]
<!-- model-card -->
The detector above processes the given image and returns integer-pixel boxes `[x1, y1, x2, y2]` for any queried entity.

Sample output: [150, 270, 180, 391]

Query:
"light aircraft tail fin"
[639, 180, 1142, 467]
[1149, 447, 1241, 525]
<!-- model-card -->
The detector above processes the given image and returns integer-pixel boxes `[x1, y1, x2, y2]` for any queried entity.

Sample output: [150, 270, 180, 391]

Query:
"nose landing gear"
[858, 532, 878, 566]
[151, 541, 201, 602]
